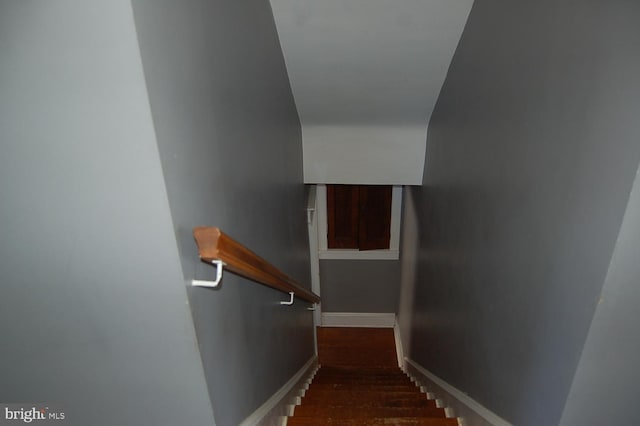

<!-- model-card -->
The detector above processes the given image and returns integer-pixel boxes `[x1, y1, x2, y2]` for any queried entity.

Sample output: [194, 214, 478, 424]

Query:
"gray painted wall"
[130, 1, 314, 425]
[559, 165, 640, 425]
[407, 1, 640, 425]
[0, 2, 215, 425]
[320, 260, 399, 313]
[398, 189, 419, 357]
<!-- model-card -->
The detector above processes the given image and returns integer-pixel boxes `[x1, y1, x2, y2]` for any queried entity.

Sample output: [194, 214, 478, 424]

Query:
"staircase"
[287, 327, 459, 425]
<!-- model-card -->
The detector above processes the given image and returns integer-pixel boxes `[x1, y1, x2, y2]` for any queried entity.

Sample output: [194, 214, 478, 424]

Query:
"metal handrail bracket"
[192, 259, 226, 288]
[280, 292, 295, 305]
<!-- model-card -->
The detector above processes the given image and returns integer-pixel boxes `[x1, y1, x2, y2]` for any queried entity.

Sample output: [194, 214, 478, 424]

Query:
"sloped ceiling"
[270, 0, 474, 184]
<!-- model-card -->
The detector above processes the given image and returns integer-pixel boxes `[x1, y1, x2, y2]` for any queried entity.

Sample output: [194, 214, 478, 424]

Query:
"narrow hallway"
[2, 1, 639, 425]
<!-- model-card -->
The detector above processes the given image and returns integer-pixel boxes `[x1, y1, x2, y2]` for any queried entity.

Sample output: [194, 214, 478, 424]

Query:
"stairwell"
[287, 327, 459, 425]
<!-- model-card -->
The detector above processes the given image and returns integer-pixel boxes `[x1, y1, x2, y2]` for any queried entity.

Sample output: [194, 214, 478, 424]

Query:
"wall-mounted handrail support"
[192, 259, 226, 288]
[280, 292, 295, 305]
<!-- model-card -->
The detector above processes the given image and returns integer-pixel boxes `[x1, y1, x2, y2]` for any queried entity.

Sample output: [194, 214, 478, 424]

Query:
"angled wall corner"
[560, 162, 640, 426]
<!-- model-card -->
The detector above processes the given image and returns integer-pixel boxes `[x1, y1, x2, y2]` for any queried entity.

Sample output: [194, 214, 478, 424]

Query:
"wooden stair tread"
[314, 371, 410, 377]
[300, 402, 436, 409]
[301, 392, 434, 405]
[287, 418, 458, 425]
[293, 406, 447, 418]
[305, 385, 423, 393]
[312, 373, 412, 381]
[312, 377, 413, 382]
[317, 367, 407, 374]
[318, 365, 405, 371]
[315, 368, 410, 378]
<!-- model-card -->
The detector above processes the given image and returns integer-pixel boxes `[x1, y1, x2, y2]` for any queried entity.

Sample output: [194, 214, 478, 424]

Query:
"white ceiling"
[270, 0, 474, 184]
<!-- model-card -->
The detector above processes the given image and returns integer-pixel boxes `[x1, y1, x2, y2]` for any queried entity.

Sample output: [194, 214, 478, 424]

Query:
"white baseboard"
[393, 320, 404, 368]
[239, 356, 318, 426]
[404, 358, 512, 426]
[321, 312, 396, 328]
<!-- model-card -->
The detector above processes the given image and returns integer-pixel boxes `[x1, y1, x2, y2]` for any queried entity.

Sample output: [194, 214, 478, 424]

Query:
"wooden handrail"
[193, 227, 321, 304]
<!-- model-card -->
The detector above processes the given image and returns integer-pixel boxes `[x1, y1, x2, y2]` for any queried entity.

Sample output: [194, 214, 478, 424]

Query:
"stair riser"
[287, 418, 459, 426]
